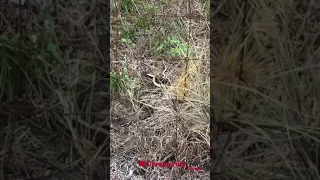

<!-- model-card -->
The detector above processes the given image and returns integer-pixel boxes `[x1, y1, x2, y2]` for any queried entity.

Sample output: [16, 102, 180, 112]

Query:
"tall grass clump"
[212, 0, 320, 179]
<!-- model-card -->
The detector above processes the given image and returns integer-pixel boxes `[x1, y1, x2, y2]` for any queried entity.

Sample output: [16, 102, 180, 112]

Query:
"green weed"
[119, 0, 155, 14]
[119, 15, 153, 47]
[136, 15, 153, 30]
[110, 64, 131, 93]
[154, 35, 195, 58]
[120, 28, 136, 45]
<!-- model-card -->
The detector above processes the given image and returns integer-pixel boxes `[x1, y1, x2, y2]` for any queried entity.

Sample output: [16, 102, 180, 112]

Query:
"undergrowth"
[1, 2, 108, 180]
[110, 0, 210, 179]
[0, 36, 59, 101]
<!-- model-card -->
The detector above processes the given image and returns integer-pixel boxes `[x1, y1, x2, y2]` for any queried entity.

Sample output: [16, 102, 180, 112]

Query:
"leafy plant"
[154, 35, 195, 58]
[119, 15, 153, 47]
[121, 28, 136, 41]
[120, 28, 136, 47]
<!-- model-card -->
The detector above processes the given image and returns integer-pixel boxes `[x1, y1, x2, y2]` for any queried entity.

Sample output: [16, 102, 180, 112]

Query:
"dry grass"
[110, 0, 210, 179]
[211, 0, 320, 179]
[1, 1, 109, 180]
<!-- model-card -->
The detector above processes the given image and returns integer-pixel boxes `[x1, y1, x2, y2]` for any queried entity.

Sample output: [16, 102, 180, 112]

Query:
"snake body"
[145, 61, 169, 87]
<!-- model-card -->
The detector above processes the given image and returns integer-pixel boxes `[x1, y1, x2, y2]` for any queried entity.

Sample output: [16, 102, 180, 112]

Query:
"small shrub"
[154, 35, 195, 58]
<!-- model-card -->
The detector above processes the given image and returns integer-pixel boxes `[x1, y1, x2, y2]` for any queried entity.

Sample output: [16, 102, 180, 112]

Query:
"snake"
[146, 61, 168, 88]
